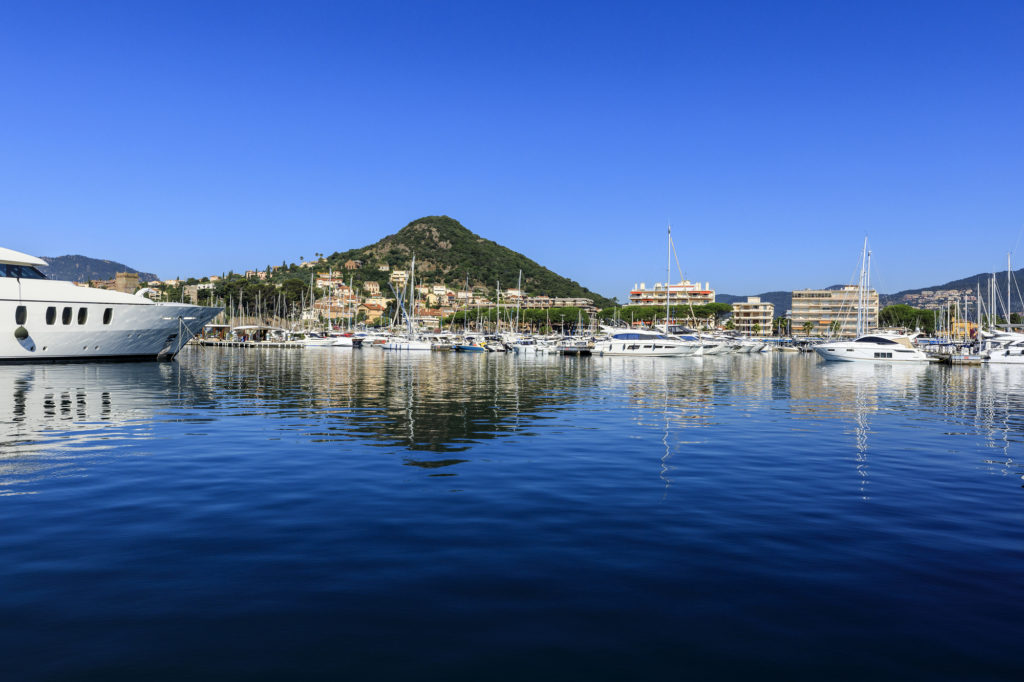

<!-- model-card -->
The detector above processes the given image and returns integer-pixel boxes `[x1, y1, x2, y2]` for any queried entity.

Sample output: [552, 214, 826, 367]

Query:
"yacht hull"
[814, 342, 930, 362]
[2, 300, 221, 362]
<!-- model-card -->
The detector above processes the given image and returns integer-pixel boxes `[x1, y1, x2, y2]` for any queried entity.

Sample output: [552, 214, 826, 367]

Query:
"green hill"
[312, 215, 614, 306]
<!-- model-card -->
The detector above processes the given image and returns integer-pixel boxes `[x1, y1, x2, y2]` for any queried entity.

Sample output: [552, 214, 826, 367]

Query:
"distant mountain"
[886, 267, 1024, 304]
[39, 255, 158, 283]
[719, 267, 1024, 314]
[322, 215, 615, 307]
[718, 291, 792, 314]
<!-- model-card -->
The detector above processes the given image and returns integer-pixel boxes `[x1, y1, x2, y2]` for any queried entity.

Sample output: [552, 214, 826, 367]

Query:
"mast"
[865, 245, 872, 332]
[666, 224, 672, 328]
[409, 255, 416, 339]
[856, 237, 868, 338]
[516, 269, 522, 334]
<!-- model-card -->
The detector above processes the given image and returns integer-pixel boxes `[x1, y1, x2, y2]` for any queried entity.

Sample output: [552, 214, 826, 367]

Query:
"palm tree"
[802, 321, 814, 336]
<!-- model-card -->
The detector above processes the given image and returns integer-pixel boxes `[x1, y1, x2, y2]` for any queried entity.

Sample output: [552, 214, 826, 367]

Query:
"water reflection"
[0, 362, 213, 495]
[182, 348, 604, 457]
[3, 350, 1024, 495]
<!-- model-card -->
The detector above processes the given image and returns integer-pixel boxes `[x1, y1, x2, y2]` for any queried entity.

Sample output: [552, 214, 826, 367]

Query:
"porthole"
[62, 307, 72, 325]
[46, 307, 56, 325]
[103, 308, 113, 325]
[15, 305, 26, 325]
[78, 308, 88, 325]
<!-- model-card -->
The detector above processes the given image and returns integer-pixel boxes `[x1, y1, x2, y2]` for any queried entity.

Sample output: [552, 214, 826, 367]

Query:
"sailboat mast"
[666, 224, 672, 328]
[865, 246, 872, 332]
[1008, 252, 1012, 325]
[516, 269, 522, 333]
[856, 237, 868, 337]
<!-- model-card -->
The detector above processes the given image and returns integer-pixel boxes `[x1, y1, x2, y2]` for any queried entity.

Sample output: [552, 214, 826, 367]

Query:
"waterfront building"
[357, 302, 386, 323]
[114, 272, 139, 294]
[792, 285, 879, 337]
[628, 280, 715, 306]
[732, 297, 774, 336]
[521, 296, 597, 313]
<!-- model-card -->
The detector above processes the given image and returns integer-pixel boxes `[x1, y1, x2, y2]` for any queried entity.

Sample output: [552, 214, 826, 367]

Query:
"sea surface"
[1, 348, 1022, 681]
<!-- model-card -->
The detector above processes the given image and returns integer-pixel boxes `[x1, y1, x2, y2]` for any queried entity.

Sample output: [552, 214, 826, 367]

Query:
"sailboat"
[595, 225, 701, 357]
[813, 238, 930, 363]
[382, 255, 432, 351]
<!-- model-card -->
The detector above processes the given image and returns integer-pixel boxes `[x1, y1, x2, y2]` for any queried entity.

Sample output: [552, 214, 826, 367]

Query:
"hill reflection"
[184, 348, 601, 455]
[3, 350, 1024, 493]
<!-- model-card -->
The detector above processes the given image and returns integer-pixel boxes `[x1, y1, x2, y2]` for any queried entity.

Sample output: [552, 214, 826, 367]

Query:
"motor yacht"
[1, 247, 222, 362]
[812, 238, 929, 363]
[594, 328, 700, 356]
[814, 332, 931, 362]
[980, 331, 1024, 364]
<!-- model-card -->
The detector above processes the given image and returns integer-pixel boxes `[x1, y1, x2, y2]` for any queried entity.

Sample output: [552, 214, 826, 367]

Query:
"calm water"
[1, 348, 1022, 680]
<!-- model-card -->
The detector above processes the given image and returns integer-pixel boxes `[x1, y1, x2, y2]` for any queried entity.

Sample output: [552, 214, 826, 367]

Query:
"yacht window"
[857, 336, 897, 345]
[15, 305, 27, 324]
[77, 308, 88, 325]
[62, 307, 72, 325]
[0, 264, 47, 279]
[103, 308, 113, 325]
[46, 306, 56, 325]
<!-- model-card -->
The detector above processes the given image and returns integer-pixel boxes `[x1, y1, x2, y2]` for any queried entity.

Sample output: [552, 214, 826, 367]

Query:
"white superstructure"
[812, 239, 929, 364]
[814, 332, 930, 362]
[1, 246, 222, 362]
[981, 331, 1024, 364]
[595, 329, 701, 356]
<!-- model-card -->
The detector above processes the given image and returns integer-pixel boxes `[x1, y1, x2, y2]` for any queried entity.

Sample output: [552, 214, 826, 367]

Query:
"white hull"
[984, 349, 1024, 364]
[381, 338, 432, 351]
[330, 336, 363, 347]
[595, 341, 699, 356]
[301, 337, 334, 347]
[2, 297, 220, 362]
[814, 341, 930, 363]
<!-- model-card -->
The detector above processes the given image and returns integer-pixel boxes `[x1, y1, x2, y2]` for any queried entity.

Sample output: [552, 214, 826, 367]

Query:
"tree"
[829, 320, 842, 336]
[724, 319, 735, 330]
[802, 321, 814, 336]
[752, 322, 761, 335]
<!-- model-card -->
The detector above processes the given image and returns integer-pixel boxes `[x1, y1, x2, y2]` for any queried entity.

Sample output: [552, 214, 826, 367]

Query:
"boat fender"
[14, 325, 29, 341]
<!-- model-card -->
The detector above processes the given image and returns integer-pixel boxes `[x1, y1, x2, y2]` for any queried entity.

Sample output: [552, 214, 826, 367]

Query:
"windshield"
[0, 264, 48, 279]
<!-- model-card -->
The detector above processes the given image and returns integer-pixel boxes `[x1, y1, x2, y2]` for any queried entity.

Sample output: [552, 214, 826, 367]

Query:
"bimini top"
[0, 246, 47, 267]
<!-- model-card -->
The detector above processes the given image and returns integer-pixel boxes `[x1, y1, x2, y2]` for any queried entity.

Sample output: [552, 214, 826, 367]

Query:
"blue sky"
[2, 1, 1022, 300]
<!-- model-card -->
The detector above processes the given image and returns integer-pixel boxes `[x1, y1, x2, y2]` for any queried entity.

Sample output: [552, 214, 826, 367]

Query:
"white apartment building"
[731, 297, 774, 336]
[629, 280, 715, 306]
[791, 285, 878, 337]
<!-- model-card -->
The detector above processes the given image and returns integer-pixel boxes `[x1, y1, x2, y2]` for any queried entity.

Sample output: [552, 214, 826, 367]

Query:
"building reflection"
[184, 348, 603, 462]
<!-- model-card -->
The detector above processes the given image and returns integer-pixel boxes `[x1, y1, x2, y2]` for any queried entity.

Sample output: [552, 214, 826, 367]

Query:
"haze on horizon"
[2, 1, 1021, 302]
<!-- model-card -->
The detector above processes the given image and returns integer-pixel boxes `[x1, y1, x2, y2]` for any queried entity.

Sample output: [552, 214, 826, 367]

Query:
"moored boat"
[2, 247, 221, 362]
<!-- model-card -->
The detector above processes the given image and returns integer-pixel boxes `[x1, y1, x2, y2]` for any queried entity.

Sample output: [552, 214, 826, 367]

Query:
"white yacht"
[813, 238, 930, 364]
[595, 328, 701, 356]
[814, 332, 930, 363]
[2, 246, 222, 362]
[981, 331, 1024, 364]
